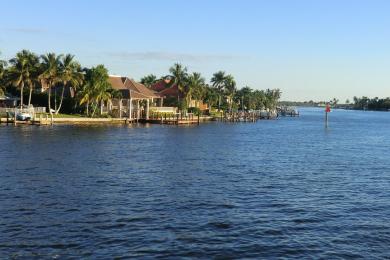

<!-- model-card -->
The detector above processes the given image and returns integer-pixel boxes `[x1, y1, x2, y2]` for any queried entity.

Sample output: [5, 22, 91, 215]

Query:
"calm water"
[1, 108, 390, 259]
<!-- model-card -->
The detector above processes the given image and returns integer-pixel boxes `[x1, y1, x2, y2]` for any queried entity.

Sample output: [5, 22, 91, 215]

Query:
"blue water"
[1, 108, 390, 258]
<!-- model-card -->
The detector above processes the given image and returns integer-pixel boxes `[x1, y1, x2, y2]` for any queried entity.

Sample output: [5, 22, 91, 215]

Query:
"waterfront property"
[151, 78, 209, 112]
[105, 75, 164, 120]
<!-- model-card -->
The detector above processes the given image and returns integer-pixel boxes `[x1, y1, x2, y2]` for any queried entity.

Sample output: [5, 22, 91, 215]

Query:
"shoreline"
[0, 116, 216, 126]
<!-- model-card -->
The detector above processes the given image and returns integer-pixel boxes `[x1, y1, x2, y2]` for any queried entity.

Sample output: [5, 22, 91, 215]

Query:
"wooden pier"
[141, 112, 203, 125]
[216, 111, 277, 123]
[0, 115, 133, 126]
[0, 110, 288, 127]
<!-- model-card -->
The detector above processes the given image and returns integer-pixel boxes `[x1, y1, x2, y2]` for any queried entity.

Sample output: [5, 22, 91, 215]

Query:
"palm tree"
[236, 86, 252, 110]
[0, 54, 6, 97]
[39, 53, 63, 115]
[169, 63, 188, 104]
[211, 71, 227, 111]
[79, 65, 112, 117]
[26, 53, 40, 107]
[204, 86, 219, 111]
[140, 74, 157, 87]
[186, 72, 205, 108]
[8, 50, 39, 108]
[56, 54, 84, 114]
[224, 74, 236, 112]
[264, 88, 281, 110]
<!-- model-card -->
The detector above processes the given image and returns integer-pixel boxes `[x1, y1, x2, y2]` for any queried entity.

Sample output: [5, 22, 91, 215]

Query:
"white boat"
[16, 112, 32, 121]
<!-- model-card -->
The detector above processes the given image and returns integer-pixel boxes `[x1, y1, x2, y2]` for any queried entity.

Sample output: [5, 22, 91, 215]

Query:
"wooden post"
[51, 113, 53, 125]
[136, 100, 140, 122]
[129, 98, 132, 121]
[197, 113, 200, 125]
[14, 108, 17, 126]
[119, 99, 123, 119]
[146, 99, 150, 120]
[6, 112, 9, 125]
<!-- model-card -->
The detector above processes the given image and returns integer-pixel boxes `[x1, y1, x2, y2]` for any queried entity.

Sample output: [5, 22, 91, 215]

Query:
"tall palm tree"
[8, 50, 39, 108]
[39, 53, 63, 115]
[169, 63, 188, 104]
[236, 86, 252, 110]
[140, 74, 157, 88]
[224, 74, 236, 112]
[186, 72, 205, 107]
[211, 71, 227, 110]
[26, 53, 40, 107]
[79, 65, 112, 117]
[56, 54, 84, 114]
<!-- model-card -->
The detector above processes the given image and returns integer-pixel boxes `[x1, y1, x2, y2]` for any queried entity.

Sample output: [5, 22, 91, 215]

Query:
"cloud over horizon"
[4, 27, 47, 34]
[105, 51, 243, 63]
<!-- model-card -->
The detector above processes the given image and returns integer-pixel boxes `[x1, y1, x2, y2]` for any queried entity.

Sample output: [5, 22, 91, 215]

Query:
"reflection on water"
[1, 108, 390, 258]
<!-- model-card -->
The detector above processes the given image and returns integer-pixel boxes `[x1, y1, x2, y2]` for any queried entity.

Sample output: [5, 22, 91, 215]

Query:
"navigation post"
[325, 103, 331, 128]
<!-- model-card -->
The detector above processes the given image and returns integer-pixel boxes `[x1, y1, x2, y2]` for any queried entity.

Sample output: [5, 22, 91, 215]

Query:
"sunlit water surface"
[1, 108, 390, 258]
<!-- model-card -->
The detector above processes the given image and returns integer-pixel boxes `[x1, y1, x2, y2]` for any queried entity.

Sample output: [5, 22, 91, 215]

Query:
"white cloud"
[106, 51, 242, 62]
[4, 27, 46, 34]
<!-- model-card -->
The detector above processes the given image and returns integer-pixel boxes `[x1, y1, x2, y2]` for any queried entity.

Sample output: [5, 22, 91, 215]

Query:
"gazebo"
[106, 75, 163, 119]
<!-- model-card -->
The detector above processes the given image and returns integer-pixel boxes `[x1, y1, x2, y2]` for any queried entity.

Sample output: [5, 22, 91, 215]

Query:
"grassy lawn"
[34, 113, 85, 118]
[53, 113, 85, 118]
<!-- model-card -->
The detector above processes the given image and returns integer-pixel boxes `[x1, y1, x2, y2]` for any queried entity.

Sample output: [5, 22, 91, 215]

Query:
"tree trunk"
[28, 84, 33, 107]
[20, 82, 24, 108]
[48, 85, 52, 115]
[86, 101, 89, 116]
[54, 87, 57, 112]
[91, 103, 97, 117]
[56, 82, 66, 115]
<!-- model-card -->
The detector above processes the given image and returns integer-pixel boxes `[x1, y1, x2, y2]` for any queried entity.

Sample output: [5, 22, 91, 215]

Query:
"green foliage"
[353, 96, 390, 111]
[40, 53, 63, 113]
[78, 65, 113, 116]
[169, 63, 188, 100]
[57, 54, 84, 114]
[140, 74, 157, 87]
[7, 50, 40, 107]
[188, 107, 201, 115]
[3, 49, 284, 116]
[0, 52, 6, 96]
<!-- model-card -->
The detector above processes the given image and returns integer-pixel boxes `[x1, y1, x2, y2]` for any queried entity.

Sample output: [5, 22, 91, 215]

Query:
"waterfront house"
[105, 75, 164, 119]
[151, 78, 209, 111]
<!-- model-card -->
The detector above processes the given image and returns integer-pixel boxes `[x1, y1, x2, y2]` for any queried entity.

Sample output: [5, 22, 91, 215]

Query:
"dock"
[0, 110, 290, 127]
[0, 116, 134, 126]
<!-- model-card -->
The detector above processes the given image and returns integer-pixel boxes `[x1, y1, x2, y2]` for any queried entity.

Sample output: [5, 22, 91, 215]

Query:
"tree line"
[0, 50, 117, 116]
[1, 50, 282, 116]
[351, 96, 390, 111]
[141, 63, 281, 112]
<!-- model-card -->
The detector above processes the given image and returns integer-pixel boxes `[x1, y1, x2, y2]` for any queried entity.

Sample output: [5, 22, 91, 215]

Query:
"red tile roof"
[151, 79, 182, 98]
[109, 75, 161, 99]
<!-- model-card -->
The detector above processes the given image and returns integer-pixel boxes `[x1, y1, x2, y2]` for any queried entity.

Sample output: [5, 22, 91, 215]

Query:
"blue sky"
[1, 0, 390, 101]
